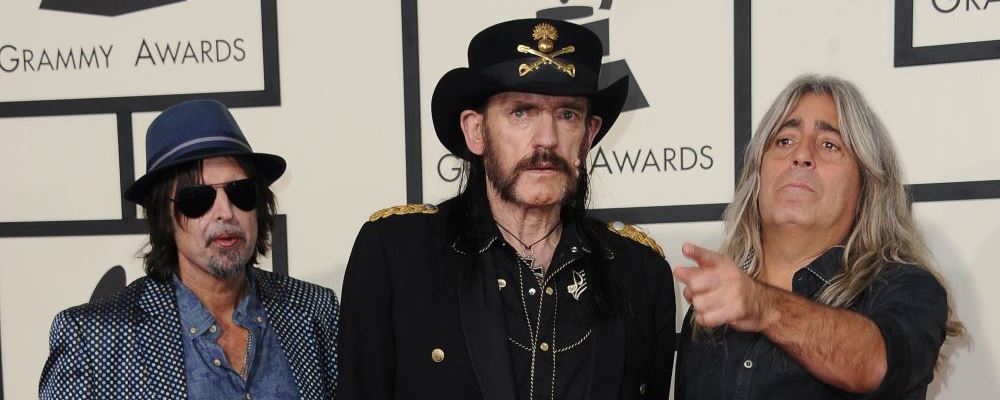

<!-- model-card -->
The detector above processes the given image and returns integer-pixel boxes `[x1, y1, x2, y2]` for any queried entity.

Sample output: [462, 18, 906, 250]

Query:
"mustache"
[513, 149, 574, 176]
[777, 170, 819, 191]
[203, 224, 247, 247]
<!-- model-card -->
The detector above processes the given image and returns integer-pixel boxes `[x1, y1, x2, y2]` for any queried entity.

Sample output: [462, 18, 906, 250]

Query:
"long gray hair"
[720, 74, 963, 338]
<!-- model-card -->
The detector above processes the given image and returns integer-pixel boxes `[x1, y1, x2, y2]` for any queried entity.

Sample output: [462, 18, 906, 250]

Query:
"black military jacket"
[337, 198, 676, 400]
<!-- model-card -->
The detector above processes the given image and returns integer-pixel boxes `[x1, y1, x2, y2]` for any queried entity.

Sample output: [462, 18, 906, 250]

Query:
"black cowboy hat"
[123, 99, 286, 206]
[432, 18, 629, 160]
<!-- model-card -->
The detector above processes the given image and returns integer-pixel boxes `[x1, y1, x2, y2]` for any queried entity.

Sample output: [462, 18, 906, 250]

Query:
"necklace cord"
[495, 220, 562, 256]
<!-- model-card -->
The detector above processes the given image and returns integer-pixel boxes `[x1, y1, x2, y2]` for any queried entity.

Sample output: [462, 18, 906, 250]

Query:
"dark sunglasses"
[171, 179, 258, 218]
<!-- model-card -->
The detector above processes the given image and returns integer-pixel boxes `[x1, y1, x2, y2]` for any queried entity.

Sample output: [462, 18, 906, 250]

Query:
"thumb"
[682, 243, 724, 269]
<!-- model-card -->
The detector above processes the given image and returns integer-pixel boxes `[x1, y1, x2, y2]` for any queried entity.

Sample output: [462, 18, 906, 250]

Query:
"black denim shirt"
[488, 215, 596, 400]
[675, 247, 949, 400]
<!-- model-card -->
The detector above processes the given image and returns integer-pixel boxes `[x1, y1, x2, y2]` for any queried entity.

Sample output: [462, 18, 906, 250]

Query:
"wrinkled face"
[173, 156, 258, 281]
[758, 93, 861, 241]
[461, 92, 602, 208]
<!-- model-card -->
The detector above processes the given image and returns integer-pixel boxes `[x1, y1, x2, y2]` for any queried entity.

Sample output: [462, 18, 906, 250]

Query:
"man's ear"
[461, 110, 486, 156]
[585, 115, 603, 149]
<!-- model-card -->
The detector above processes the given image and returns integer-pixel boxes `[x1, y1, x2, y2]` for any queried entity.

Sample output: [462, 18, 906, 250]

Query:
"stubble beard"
[204, 224, 253, 280]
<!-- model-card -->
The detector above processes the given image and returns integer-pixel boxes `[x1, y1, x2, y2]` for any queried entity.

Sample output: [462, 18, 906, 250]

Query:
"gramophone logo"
[538, 0, 649, 112]
[39, 0, 186, 16]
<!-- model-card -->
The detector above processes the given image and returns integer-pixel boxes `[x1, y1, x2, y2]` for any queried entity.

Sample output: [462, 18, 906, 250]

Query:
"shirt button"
[570, 246, 579, 253]
[256, 316, 263, 324]
[431, 348, 445, 363]
[528, 288, 537, 296]
[189, 327, 197, 334]
[497, 278, 507, 289]
[744, 359, 753, 369]
[245, 393, 252, 400]
[213, 358, 222, 367]
[545, 287, 554, 295]
[639, 382, 648, 395]
[209, 325, 218, 333]
[539, 342, 550, 352]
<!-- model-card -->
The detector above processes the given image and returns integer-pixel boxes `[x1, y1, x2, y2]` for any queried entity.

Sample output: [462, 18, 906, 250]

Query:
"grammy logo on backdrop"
[39, 0, 186, 16]
[538, 0, 649, 111]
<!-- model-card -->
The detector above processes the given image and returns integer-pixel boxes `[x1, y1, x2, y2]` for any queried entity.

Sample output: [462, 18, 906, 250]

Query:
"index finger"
[681, 242, 725, 268]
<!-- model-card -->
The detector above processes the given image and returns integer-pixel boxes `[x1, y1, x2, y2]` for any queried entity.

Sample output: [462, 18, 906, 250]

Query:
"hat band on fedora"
[149, 136, 252, 171]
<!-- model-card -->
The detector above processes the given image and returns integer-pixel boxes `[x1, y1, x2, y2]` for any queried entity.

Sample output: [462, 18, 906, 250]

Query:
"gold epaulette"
[607, 221, 664, 257]
[368, 204, 439, 222]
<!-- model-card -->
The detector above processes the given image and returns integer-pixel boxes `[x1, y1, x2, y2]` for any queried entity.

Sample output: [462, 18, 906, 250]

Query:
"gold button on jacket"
[431, 348, 445, 363]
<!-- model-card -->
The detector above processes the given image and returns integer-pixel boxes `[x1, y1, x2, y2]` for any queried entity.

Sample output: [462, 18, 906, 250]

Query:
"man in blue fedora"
[39, 100, 340, 399]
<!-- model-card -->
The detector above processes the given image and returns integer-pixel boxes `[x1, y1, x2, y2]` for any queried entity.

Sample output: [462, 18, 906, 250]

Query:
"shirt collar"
[452, 205, 599, 257]
[791, 246, 845, 298]
[172, 271, 266, 338]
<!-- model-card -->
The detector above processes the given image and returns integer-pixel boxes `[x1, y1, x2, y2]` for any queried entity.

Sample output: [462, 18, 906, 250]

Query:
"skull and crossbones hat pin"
[431, 18, 630, 160]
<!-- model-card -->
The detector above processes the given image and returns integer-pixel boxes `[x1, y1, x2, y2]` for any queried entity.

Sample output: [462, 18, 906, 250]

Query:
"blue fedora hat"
[123, 99, 286, 206]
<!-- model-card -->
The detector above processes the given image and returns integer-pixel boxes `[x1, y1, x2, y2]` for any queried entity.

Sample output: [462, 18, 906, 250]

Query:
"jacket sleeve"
[336, 221, 396, 400]
[39, 310, 89, 400]
[672, 308, 694, 400]
[322, 287, 342, 398]
[646, 254, 677, 399]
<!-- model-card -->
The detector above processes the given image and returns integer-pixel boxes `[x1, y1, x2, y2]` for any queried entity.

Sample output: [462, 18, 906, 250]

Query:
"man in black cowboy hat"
[339, 19, 675, 400]
[39, 100, 340, 399]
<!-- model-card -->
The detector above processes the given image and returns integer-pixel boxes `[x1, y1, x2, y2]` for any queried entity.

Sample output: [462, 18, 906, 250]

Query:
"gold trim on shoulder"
[517, 23, 575, 77]
[369, 204, 439, 222]
[607, 221, 664, 257]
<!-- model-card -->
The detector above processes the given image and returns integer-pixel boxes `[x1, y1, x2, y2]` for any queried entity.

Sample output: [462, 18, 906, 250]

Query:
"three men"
[338, 19, 676, 399]
[34, 19, 964, 400]
[39, 100, 340, 399]
[673, 75, 962, 399]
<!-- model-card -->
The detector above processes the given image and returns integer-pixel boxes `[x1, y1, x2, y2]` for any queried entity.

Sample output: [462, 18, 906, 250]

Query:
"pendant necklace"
[495, 219, 561, 268]
[239, 329, 251, 381]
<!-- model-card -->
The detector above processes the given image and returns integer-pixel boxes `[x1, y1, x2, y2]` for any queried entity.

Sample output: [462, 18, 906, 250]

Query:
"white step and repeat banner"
[2, 1, 999, 398]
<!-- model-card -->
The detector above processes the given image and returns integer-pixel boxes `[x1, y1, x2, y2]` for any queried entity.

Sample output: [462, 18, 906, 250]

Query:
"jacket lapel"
[456, 248, 519, 400]
[136, 278, 189, 399]
[585, 309, 626, 400]
[584, 226, 626, 400]
[256, 269, 327, 400]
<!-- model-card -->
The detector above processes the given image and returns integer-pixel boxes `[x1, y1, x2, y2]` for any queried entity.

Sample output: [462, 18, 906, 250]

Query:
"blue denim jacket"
[174, 273, 299, 399]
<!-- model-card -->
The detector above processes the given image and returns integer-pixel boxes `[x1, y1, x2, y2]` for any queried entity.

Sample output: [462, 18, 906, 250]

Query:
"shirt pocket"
[679, 337, 726, 399]
[769, 346, 807, 378]
[767, 347, 788, 376]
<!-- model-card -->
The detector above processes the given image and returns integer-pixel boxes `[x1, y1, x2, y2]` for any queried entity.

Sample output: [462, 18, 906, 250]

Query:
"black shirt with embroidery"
[674, 247, 950, 400]
[487, 215, 598, 400]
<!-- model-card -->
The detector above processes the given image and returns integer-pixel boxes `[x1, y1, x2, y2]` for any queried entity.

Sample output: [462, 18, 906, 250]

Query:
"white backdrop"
[1, 1, 998, 398]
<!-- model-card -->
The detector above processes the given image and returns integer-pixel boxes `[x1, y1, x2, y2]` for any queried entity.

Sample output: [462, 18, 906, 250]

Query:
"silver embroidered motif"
[566, 270, 588, 301]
